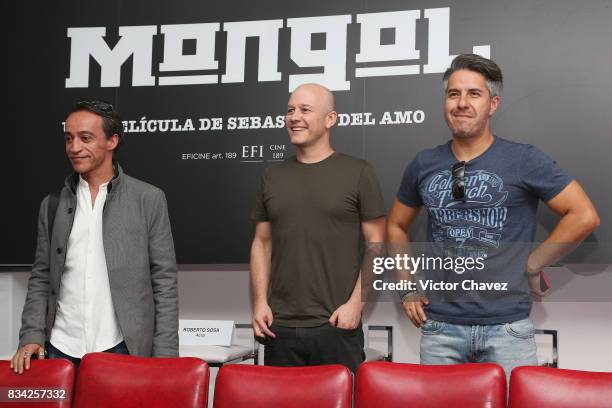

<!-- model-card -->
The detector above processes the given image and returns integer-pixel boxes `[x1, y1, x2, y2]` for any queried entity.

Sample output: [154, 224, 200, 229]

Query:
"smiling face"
[285, 84, 337, 148]
[444, 69, 500, 139]
[64, 110, 118, 177]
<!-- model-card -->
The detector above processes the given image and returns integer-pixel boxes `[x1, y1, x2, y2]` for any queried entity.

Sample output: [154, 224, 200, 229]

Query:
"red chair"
[509, 366, 612, 408]
[0, 359, 75, 408]
[356, 361, 506, 408]
[73, 353, 209, 408]
[213, 364, 353, 408]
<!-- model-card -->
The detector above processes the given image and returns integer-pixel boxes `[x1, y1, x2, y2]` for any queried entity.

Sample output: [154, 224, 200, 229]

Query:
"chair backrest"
[213, 364, 353, 408]
[0, 359, 75, 408]
[356, 361, 506, 408]
[509, 366, 612, 408]
[73, 353, 209, 408]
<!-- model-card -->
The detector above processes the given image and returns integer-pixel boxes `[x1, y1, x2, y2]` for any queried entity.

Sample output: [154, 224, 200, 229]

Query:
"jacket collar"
[65, 160, 123, 195]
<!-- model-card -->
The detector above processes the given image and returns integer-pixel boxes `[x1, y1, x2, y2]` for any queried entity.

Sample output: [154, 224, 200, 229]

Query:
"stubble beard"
[450, 118, 488, 140]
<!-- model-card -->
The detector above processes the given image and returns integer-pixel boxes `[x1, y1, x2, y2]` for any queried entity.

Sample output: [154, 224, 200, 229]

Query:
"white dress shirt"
[50, 176, 123, 358]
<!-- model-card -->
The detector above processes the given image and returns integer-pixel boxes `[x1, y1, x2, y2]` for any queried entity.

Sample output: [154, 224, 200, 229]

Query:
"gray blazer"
[19, 163, 179, 357]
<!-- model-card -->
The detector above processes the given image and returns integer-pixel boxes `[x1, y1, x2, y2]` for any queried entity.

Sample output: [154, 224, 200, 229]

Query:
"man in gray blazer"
[10, 101, 178, 373]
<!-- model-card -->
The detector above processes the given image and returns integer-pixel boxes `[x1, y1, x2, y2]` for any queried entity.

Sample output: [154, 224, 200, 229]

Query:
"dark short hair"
[69, 100, 123, 145]
[443, 54, 503, 97]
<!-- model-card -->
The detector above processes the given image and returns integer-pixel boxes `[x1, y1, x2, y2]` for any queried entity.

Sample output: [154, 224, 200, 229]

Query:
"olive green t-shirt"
[252, 152, 385, 327]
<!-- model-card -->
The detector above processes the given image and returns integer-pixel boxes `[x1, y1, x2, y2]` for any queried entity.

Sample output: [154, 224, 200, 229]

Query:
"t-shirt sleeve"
[358, 163, 386, 220]
[396, 156, 423, 207]
[520, 145, 573, 201]
[251, 171, 269, 222]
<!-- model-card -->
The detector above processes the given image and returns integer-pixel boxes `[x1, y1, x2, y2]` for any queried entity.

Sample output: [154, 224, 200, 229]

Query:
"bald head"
[290, 83, 336, 113]
[285, 83, 338, 150]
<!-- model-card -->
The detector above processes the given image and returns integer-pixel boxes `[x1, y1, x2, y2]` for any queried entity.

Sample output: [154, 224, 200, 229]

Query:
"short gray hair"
[443, 54, 503, 97]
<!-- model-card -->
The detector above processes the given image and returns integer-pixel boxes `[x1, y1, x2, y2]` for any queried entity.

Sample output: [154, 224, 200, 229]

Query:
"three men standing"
[10, 56, 600, 378]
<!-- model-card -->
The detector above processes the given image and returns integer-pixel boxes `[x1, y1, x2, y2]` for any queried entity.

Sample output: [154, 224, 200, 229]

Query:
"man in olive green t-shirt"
[250, 83, 386, 373]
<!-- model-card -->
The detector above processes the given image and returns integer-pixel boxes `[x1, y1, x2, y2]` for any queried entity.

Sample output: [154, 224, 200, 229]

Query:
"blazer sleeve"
[146, 189, 179, 357]
[19, 196, 51, 347]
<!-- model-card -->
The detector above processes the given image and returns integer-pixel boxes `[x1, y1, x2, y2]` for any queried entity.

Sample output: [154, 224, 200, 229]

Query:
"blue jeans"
[46, 341, 130, 371]
[420, 317, 537, 381]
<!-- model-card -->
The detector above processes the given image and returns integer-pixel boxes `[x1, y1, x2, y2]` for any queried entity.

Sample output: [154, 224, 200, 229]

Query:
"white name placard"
[179, 320, 235, 346]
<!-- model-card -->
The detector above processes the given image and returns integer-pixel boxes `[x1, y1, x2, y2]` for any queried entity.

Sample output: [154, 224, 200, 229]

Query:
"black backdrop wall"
[6, 0, 611, 265]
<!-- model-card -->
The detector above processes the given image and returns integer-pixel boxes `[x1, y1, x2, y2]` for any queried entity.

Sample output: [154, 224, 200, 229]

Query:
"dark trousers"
[46, 341, 130, 371]
[261, 323, 365, 373]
